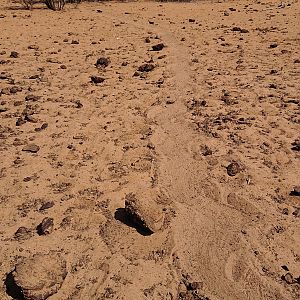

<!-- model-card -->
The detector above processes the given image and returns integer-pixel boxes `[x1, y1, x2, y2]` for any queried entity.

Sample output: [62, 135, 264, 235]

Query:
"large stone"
[11, 253, 67, 300]
[124, 190, 164, 234]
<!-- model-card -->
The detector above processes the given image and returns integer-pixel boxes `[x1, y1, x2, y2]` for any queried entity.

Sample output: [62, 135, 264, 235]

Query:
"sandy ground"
[0, 0, 299, 299]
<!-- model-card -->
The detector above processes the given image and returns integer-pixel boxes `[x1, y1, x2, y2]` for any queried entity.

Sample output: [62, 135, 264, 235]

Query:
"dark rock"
[74, 100, 83, 108]
[35, 123, 48, 132]
[189, 19, 195, 23]
[10, 86, 22, 94]
[22, 144, 40, 153]
[95, 57, 110, 68]
[91, 76, 105, 84]
[226, 162, 241, 176]
[138, 63, 155, 72]
[152, 43, 165, 51]
[60, 65, 67, 69]
[25, 115, 38, 123]
[145, 37, 151, 43]
[16, 117, 26, 126]
[291, 140, 300, 151]
[29, 74, 40, 80]
[10, 51, 19, 58]
[9, 253, 67, 300]
[41, 123, 48, 130]
[240, 28, 249, 33]
[292, 208, 300, 218]
[28, 45, 39, 50]
[25, 94, 40, 102]
[201, 145, 212, 156]
[71, 40, 79, 44]
[294, 59, 300, 63]
[0, 106, 8, 113]
[39, 201, 54, 211]
[232, 27, 248, 33]
[224, 11, 229, 16]
[37, 217, 54, 235]
[270, 43, 278, 48]
[281, 265, 289, 271]
[290, 186, 300, 196]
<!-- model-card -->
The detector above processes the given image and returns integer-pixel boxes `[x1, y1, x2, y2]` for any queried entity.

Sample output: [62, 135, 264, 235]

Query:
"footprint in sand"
[227, 192, 261, 216]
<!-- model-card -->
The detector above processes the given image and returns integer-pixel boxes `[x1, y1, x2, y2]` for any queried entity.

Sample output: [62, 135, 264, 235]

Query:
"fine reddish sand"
[0, 0, 299, 299]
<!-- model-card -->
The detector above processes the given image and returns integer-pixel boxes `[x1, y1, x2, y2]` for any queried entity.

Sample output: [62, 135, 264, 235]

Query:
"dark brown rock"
[37, 217, 54, 235]
[291, 186, 300, 196]
[201, 145, 212, 156]
[10, 51, 19, 58]
[152, 43, 165, 51]
[28, 45, 39, 50]
[91, 76, 105, 84]
[10, 86, 22, 94]
[25, 95, 40, 102]
[39, 202, 54, 211]
[226, 162, 241, 176]
[16, 118, 26, 126]
[292, 208, 300, 218]
[95, 57, 110, 68]
[138, 63, 155, 72]
[291, 139, 300, 151]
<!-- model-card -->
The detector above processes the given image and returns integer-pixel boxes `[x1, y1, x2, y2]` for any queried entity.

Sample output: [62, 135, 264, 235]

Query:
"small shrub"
[45, 0, 66, 10]
[20, 0, 35, 9]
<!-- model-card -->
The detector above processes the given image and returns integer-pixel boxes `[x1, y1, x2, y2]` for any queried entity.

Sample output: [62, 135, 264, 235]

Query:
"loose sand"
[0, 0, 299, 299]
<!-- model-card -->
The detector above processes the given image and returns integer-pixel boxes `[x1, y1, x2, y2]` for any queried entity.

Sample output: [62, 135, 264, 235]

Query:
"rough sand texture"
[0, 0, 299, 299]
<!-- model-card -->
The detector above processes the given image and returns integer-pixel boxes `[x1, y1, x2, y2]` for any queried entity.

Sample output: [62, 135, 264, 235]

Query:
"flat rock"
[11, 253, 67, 300]
[138, 63, 155, 72]
[22, 144, 40, 153]
[25, 94, 41, 102]
[124, 190, 164, 234]
[91, 76, 105, 84]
